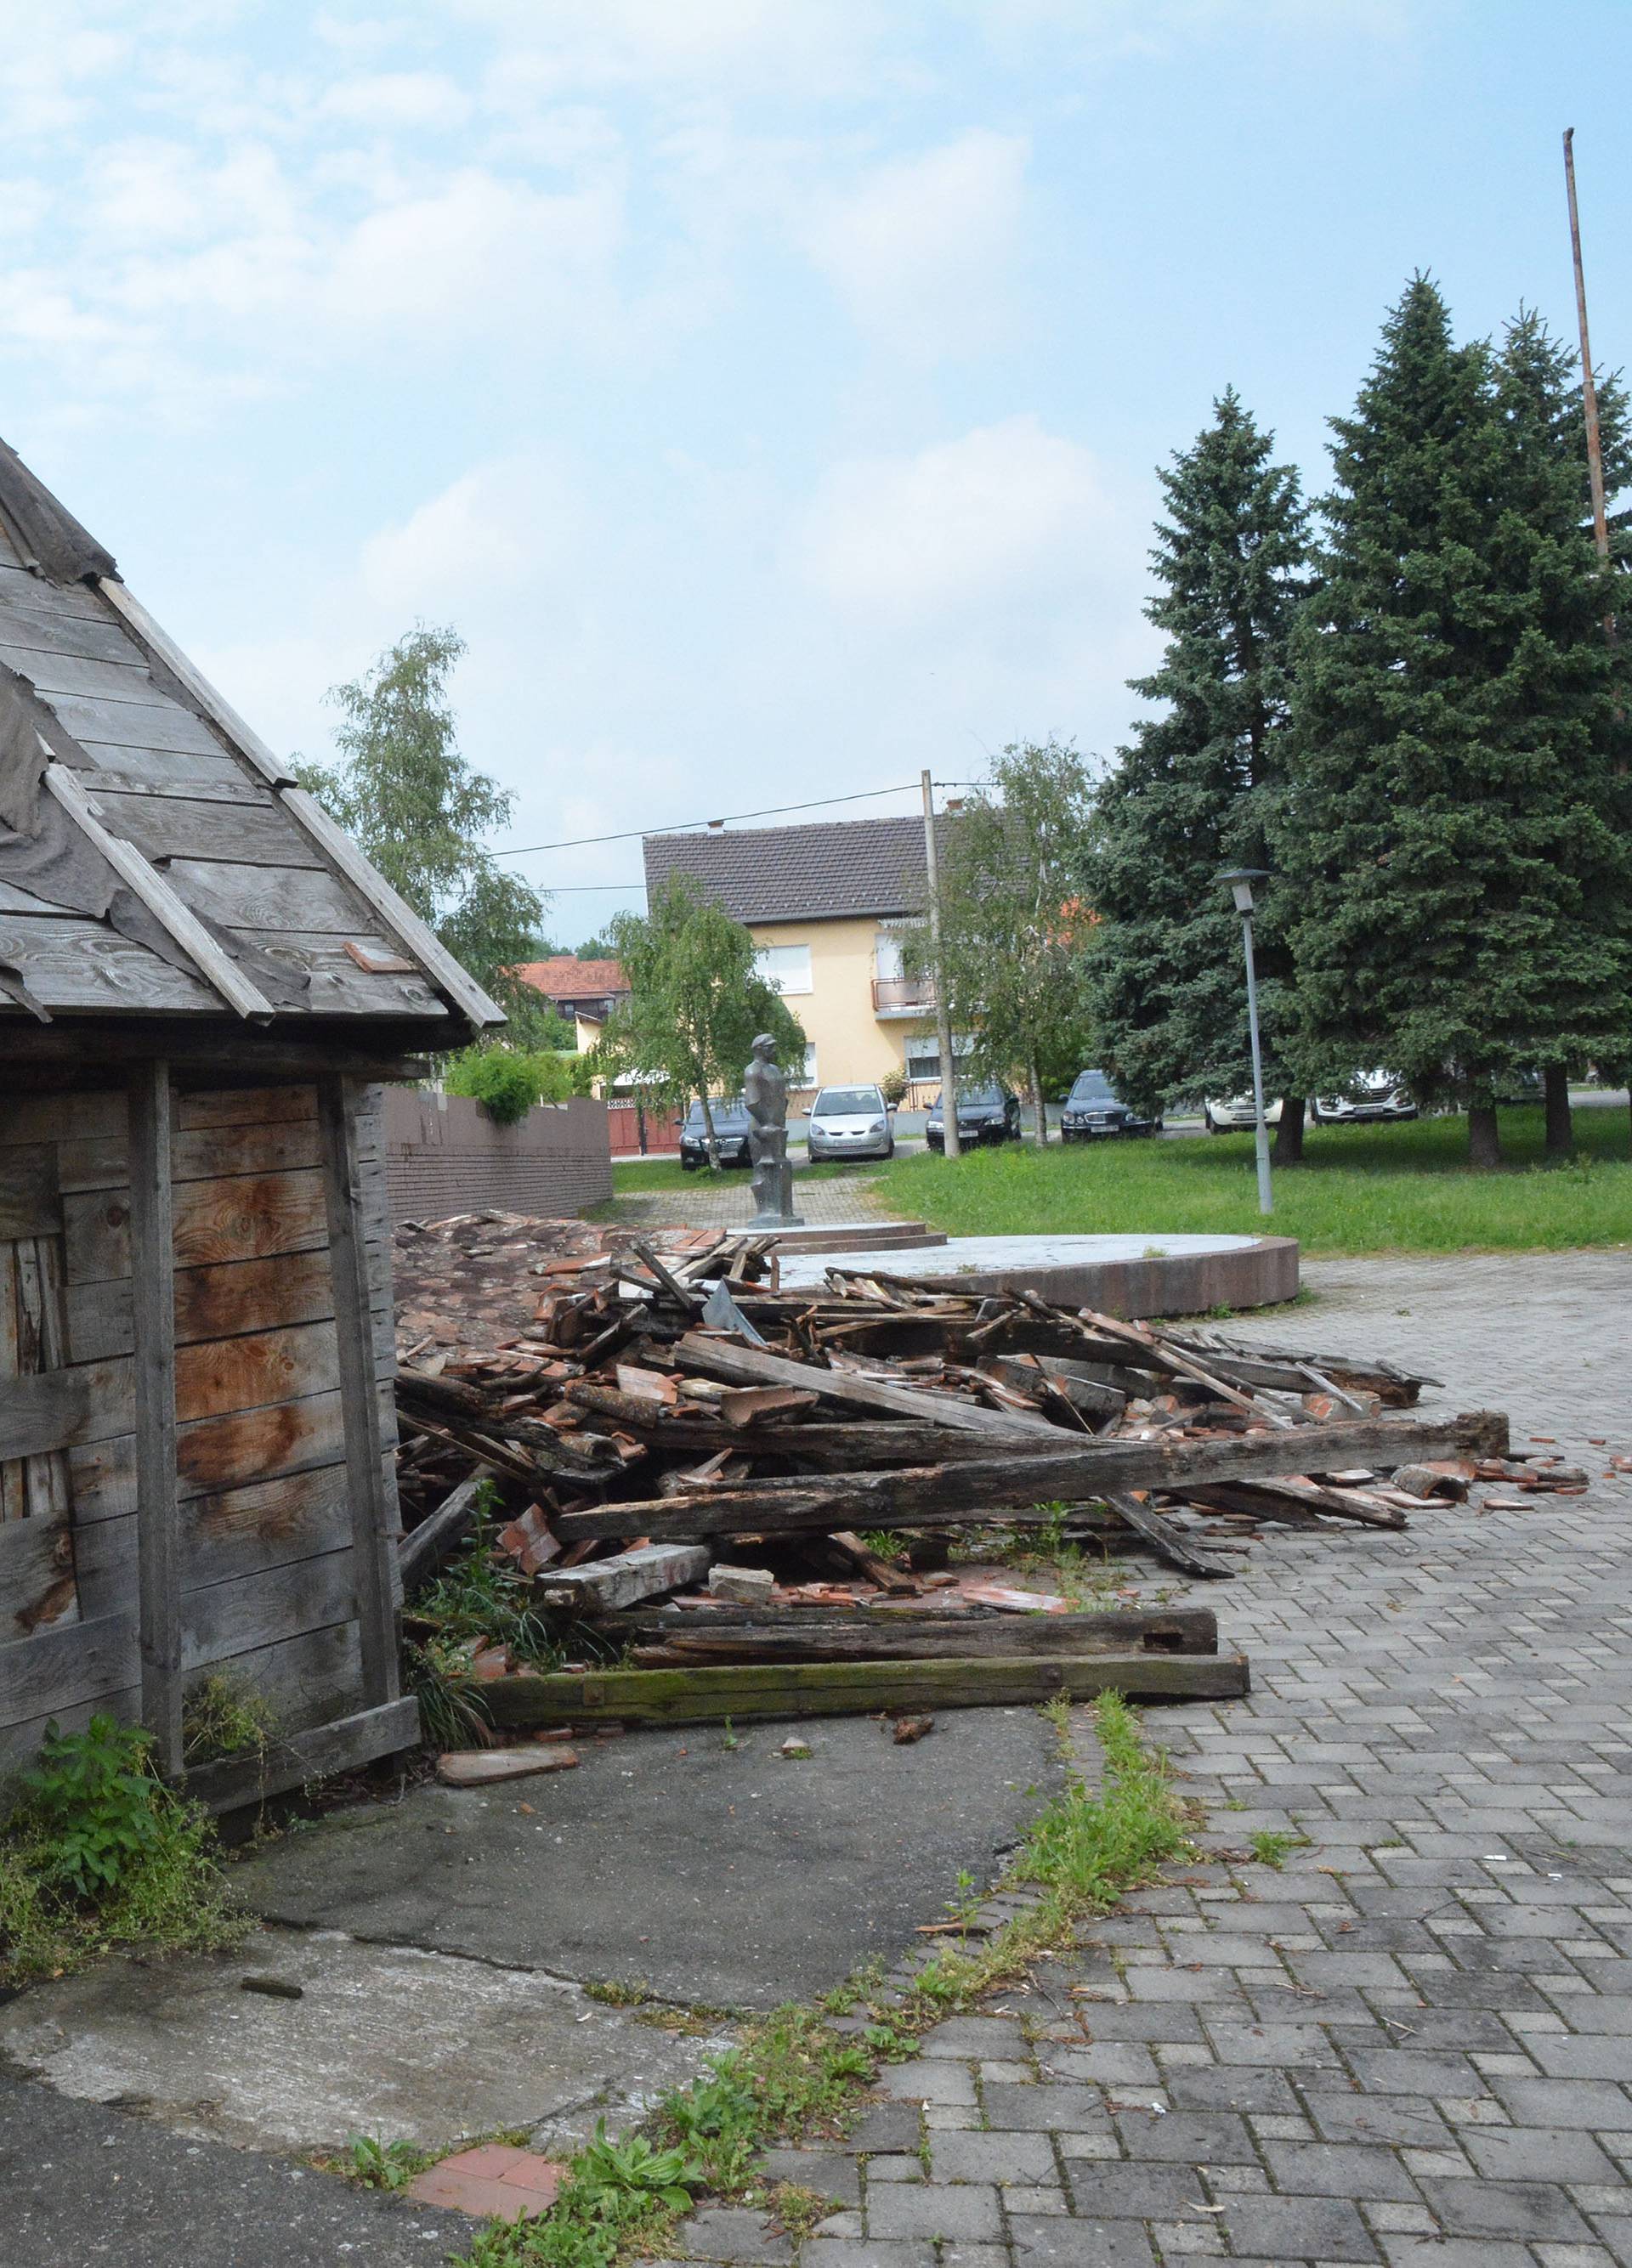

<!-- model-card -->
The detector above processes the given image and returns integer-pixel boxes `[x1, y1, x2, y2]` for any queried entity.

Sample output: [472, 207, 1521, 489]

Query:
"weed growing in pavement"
[582, 1977, 650, 2007]
[404, 1634, 493, 1751]
[1248, 1830, 1312, 1869]
[345, 2135, 435, 2190]
[0, 1716, 241, 1988]
[447, 1692, 1191, 2268]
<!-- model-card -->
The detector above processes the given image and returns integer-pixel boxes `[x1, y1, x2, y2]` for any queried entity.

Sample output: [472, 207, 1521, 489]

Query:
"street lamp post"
[1218, 868, 1272, 1218]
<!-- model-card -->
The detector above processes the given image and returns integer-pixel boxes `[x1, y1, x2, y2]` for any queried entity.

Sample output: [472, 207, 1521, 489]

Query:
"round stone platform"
[774, 1230, 1299, 1318]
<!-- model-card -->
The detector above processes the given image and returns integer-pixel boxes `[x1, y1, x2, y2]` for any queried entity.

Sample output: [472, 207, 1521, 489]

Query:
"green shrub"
[444, 1046, 589, 1124]
[877, 1067, 908, 1107]
[1, 1715, 241, 1987]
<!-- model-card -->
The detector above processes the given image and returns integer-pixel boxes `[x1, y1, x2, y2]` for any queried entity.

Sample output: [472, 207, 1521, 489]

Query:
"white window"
[874, 930, 904, 982]
[755, 942, 813, 996]
[794, 1044, 818, 1088]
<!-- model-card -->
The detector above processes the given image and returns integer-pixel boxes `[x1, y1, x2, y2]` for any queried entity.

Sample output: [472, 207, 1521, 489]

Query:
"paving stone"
[1164, 2063, 1301, 2114]
[1064, 2163, 1216, 2219]
[867, 2180, 1003, 2239]
[1417, 2176, 1595, 2242]
[1463, 2125, 1623, 2182]
[756, 2150, 861, 2205]
[931, 2131, 1058, 2185]
[1008, 2214, 1158, 2265]
[1493, 2078, 1632, 2129]
[671, 2205, 794, 2262]
[1300, 2094, 1457, 2149]
[1216, 2191, 1381, 2260]
[847, 2101, 925, 2152]
[982, 2083, 1113, 2131]
[1260, 2138, 1424, 2201]
[802, 2242, 934, 2268]
[1108, 2107, 1255, 2163]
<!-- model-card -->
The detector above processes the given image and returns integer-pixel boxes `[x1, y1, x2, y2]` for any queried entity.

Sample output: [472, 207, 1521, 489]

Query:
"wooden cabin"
[0, 437, 502, 1805]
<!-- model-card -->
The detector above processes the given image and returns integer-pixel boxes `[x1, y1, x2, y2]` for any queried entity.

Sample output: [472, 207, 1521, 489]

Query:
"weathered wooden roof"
[0, 441, 503, 1033]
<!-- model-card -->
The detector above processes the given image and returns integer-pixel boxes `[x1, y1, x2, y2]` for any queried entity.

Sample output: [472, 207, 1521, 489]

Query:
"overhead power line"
[494, 779, 931, 859]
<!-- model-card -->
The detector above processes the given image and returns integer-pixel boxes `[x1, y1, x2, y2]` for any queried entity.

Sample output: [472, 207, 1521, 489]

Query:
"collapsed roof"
[0, 438, 502, 1035]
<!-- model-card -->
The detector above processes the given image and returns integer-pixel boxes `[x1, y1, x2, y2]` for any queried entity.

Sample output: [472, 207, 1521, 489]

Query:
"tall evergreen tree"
[1493, 308, 1632, 1156]
[1091, 392, 1313, 1157]
[1279, 277, 1632, 1168]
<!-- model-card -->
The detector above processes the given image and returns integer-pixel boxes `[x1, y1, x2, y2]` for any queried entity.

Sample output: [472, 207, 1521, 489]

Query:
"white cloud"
[793, 414, 1124, 629]
[320, 71, 473, 131]
[799, 128, 1029, 354]
[358, 455, 583, 615]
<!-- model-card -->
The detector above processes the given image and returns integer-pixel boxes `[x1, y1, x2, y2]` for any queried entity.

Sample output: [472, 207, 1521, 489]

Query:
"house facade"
[512, 953, 630, 1050]
[643, 817, 951, 1098]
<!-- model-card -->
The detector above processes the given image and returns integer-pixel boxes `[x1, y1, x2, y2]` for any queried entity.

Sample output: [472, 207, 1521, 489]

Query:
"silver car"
[804, 1083, 894, 1162]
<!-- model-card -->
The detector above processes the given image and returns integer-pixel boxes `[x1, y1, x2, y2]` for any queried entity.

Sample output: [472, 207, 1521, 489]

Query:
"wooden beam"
[674, 1330, 1060, 1440]
[538, 1542, 713, 1613]
[552, 1409, 1510, 1542]
[480, 1650, 1252, 1729]
[43, 761, 275, 1021]
[94, 579, 300, 788]
[399, 1472, 490, 1596]
[316, 1073, 400, 1705]
[128, 1060, 181, 1774]
[179, 1694, 422, 1816]
[624, 1606, 1220, 1666]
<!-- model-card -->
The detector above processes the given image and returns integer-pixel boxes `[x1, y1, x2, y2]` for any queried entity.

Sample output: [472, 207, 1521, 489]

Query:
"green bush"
[877, 1068, 909, 1108]
[444, 1046, 589, 1124]
[1, 1715, 241, 1987]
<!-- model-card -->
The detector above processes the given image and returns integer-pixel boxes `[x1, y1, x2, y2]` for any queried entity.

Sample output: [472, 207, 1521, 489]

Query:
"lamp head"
[1217, 866, 1268, 916]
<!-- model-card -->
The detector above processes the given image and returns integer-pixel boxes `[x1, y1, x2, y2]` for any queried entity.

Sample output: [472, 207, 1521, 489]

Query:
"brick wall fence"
[382, 1087, 613, 1224]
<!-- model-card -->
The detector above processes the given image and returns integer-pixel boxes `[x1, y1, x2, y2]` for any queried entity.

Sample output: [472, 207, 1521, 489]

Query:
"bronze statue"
[744, 1031, 802, 1225]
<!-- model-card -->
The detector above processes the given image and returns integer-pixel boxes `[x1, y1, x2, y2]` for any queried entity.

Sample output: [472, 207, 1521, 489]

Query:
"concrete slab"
[232, 1706, 1062, 2011]
[776, 1230, 1298, 1316]
[0, 1920, 723, 2157]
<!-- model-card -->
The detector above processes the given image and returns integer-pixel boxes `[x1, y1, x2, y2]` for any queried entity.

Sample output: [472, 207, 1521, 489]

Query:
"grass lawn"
[869, 1106, 1632, 1255]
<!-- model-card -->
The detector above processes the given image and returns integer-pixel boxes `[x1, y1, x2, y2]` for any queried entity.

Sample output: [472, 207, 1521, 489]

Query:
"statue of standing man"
[744, 1032, 802, 1226]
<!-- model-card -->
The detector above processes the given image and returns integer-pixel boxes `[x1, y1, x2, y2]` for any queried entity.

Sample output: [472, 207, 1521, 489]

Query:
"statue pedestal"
[750, 1210, 805, 1229]
[749, 1156, 802, 1228]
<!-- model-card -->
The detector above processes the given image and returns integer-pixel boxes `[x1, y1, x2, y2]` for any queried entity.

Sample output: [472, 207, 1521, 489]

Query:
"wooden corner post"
[316, 1072, 400, 1706]
[128, 1059, 182, 1774]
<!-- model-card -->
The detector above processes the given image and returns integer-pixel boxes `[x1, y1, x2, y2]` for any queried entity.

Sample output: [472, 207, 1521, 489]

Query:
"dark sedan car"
[679, 1099, 753, 1169]
[925, 1082, 1021, 1151]
[1060, 1069, 1162, 1140]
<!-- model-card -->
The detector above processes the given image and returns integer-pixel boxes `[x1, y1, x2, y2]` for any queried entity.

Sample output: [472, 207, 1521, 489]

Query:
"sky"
[2, 0, 1628, 946]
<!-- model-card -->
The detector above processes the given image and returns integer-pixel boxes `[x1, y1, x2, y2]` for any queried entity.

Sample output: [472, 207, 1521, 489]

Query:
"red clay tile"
[408, 2145, 563, 2220]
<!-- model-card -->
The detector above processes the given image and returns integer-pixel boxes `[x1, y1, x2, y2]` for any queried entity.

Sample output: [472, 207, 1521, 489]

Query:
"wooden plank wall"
[0, 1078, 401, 1783]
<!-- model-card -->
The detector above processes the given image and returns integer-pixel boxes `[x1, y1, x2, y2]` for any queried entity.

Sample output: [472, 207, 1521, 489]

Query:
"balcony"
[872, 974, 937, 1017]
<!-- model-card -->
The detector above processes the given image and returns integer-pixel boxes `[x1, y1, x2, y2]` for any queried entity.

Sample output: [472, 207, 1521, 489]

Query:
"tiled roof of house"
[514, 955, 629, 998]
[643, 816, 927, 924]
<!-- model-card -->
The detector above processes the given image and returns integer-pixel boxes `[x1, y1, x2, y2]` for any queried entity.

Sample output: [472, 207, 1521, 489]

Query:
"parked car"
[1060, 1069, 1162, 1141]
[925, 1081, 1021, 1151]
[1492, 1067, 1544, 1106]
[679, 1098, 753, 1169]
[806, 1083, 894, 1162]
[1203, 1092, 1284, 1134]
[1310, 1072, 1417, 1125]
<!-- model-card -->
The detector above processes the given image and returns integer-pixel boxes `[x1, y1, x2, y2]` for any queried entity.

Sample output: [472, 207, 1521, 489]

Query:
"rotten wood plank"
[675, 1329, 1062, 1440]
[551, 1411, 1511, 1542]
[538, 1542, 713, 1614]
[625, 1606, 1220, 1666]
[481, 1651, 1252, 1728]
[128, 1059, 181, 1775]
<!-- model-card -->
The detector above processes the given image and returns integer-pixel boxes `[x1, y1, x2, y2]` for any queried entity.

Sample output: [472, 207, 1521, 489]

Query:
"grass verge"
[448, 1691, 1191, 2267]
[869, 1106, 1632, 1254]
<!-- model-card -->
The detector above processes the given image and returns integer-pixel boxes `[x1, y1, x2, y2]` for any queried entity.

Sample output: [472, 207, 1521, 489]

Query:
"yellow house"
[643, 817, 950, 1100]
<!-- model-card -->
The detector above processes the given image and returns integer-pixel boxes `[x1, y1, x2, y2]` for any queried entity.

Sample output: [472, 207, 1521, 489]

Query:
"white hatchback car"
[804, 1083, 894, 1162]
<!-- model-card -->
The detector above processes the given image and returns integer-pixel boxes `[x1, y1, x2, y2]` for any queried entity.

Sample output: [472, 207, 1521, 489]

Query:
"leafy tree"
[1278, 277, 1632, 1168]
[592, 877, 805, 1164]
[904, 741, 1099, 1143]
[1090, 392, 1314, 1159]
[444, 1044, 592, 1123]
[295, 625, 550, 1033]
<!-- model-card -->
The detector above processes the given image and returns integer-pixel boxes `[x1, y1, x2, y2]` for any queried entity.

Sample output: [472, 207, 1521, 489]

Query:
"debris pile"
[392, 1216, 1513, 1731]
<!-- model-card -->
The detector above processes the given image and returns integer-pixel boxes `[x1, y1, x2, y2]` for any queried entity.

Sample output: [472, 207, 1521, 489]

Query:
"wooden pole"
[1563, 129, 1612, 568]
[316, 1074, 400, 1706]
[921, 768, 960, 1158]
[128, 1059, 181, 1775]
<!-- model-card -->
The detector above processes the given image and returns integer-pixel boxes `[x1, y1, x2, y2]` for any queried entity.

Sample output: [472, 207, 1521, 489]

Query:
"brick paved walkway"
[667, 1251, 1632, 2268]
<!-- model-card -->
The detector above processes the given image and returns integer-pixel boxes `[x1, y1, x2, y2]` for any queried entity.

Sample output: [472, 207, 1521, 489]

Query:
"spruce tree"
[1091, 391, 1313, 1157]
[1281, 277, 1632, 1168]
[1493, 308, 1632, 1157]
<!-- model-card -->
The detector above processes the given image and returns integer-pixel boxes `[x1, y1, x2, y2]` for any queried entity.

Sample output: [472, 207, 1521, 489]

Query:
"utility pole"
[1563, 128, 1612, 571]
[1219, 869, 1272, 1217]
[921, 767, 960, 1158]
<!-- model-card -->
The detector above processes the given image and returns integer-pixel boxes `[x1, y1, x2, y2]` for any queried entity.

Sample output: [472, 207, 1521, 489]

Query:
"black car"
[925, 1082, 1021, 1151]
[679, 1099, 753, 1170]
[1060, 1068, 1162, 1141]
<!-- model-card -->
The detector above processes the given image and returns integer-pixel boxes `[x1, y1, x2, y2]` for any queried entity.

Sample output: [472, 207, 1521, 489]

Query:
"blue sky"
[3, 2, 1626, 944]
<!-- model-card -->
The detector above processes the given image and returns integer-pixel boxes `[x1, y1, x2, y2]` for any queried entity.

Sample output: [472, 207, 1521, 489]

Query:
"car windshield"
[813, 1089, 880, 1115]
[958, 1084, 1004, 1107]
[1069, 1071, 1116, 1103]
[684, 1101, 748, 1128]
